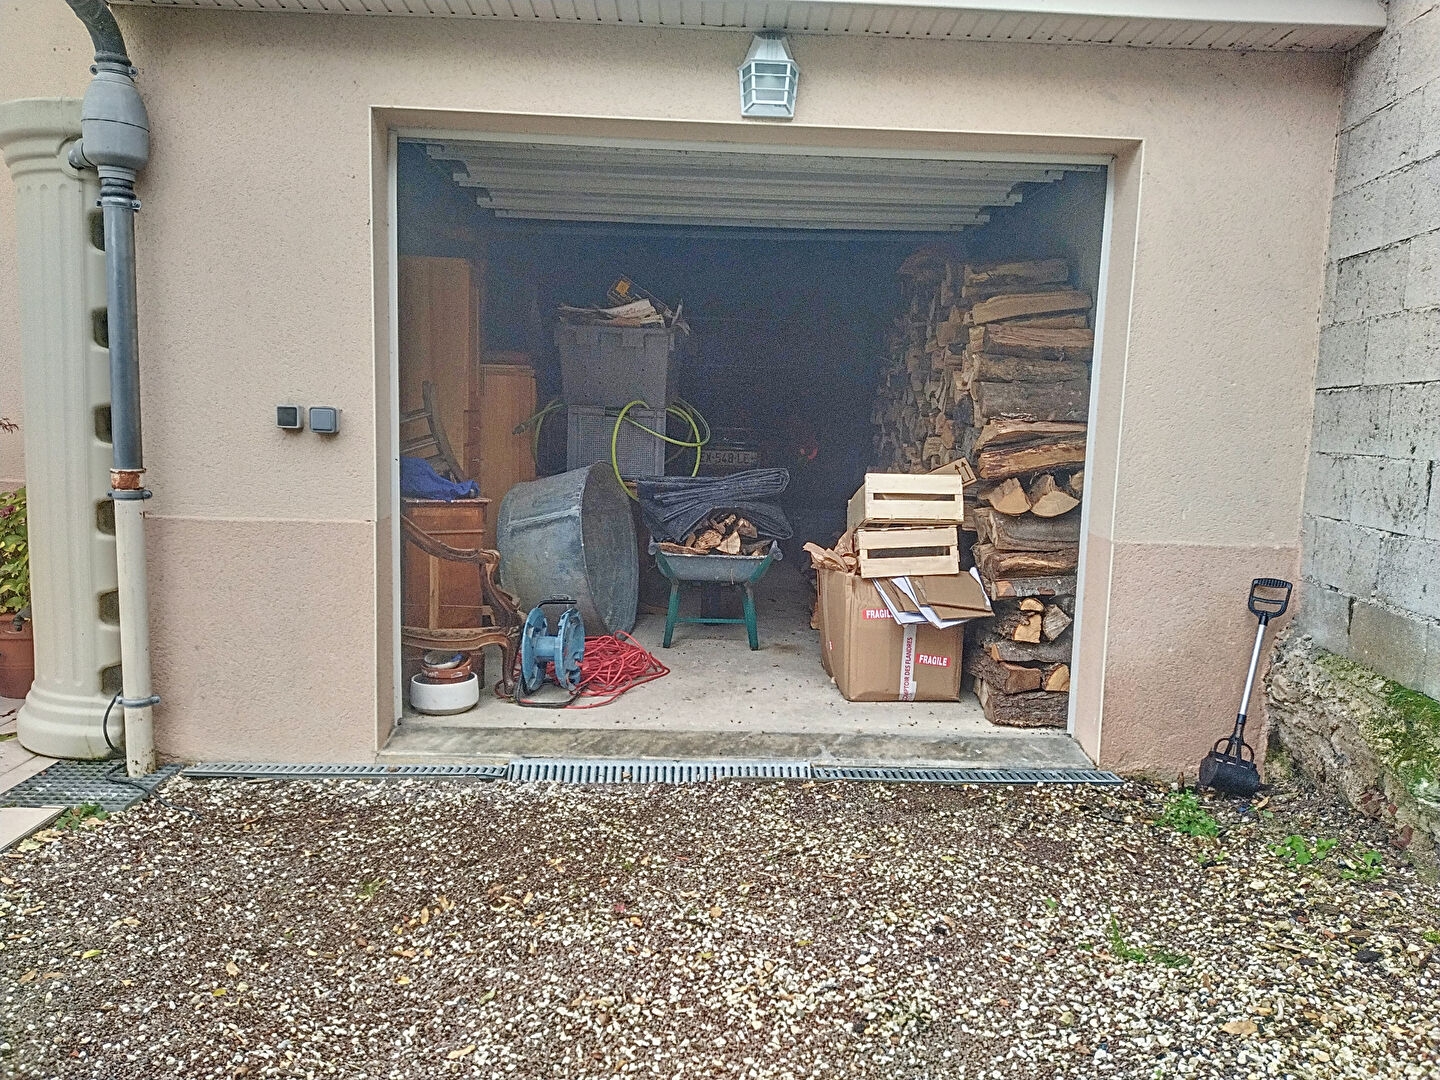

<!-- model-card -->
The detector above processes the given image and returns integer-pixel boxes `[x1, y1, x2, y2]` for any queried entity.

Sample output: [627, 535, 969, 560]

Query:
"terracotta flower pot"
[0, 616, 33, 699]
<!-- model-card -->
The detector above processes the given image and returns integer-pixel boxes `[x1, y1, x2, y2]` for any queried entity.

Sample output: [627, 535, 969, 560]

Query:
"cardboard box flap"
[911, 568, 992, 619]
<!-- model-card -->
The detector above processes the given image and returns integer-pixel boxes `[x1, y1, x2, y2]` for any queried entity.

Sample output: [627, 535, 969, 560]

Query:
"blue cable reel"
[518, 599, 586, 695]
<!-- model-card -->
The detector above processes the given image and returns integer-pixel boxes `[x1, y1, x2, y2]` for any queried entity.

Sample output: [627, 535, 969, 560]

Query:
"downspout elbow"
[63, 0, 131, 67]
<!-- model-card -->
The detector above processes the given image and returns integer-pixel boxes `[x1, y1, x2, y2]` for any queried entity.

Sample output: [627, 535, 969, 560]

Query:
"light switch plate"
[309, 406, 341, 435]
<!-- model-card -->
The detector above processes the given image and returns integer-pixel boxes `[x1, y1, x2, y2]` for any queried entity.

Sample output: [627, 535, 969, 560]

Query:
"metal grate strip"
[184, 762, 508, 781]
[506, 759, 812, 784]
[811, 766, 1122, 785]
[1, 760, 183, 812]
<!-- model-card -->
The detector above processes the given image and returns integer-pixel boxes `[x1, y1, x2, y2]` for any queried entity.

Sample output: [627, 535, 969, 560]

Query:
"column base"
[17, 684, 115, 759]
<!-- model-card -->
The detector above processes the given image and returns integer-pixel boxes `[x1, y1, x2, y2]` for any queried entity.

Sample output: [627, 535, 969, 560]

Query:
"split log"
[694, 529, 723, 551]
[972, 381, 1090, 424]
[980, 477, 1031, 516]
[970, 325, 1094, 361]
[1043, 664, 1071, 692]
[968, 289, 1092, 326]
[1041, 604, 1074, 643]
[1004, 313, 1090, 330]
[962, 259, 1069, 291]
[976, 434, 1088, 482]
[973, 542, 1079, 578]
[973, 420, 1089, 452]
[981, 634, 1075, 665]
[975, 680, 1069, 729]
[1027, 474, 1081, 518]
[972, 354, 1091, 383]
[981, 574, 1077, 600]
[737, 518, 758, 539]
[965, 650, 1044, 694]
[717, 531, 742, 555]
[1065, 472, 1084, 498]
[993, 608, 1044, 643]
[973, 507, 1080, 552]
[1019, 597, 1046, 613]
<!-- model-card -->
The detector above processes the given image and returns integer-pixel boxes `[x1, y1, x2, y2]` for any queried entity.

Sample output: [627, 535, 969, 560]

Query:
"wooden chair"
[400, 381, 467, 482]
[401, 516, 521, 696]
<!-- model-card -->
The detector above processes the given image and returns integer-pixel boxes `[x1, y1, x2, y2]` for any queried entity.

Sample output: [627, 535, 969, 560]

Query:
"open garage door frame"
[378, 116, 1125, 756]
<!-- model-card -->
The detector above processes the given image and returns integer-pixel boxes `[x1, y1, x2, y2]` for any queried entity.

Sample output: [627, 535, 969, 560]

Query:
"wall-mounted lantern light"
[739, 33, 799, 119]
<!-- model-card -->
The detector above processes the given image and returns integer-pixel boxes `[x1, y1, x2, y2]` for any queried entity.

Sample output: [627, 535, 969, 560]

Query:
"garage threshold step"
[185, 759, 1120, 786]
[377, 723, 1095, 772]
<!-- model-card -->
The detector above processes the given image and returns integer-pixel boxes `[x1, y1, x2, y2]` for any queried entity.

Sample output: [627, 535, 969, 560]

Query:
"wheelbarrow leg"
[663, 581, 681, 648]
[743, 586, 759, 651]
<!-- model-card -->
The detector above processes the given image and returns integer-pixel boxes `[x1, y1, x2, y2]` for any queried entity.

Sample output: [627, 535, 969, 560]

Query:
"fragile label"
[863, 608, 893, 621]
[917, 653, 951, 668]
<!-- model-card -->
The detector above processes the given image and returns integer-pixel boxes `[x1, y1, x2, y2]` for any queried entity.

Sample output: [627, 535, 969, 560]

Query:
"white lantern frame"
[738, 33, 799, 119]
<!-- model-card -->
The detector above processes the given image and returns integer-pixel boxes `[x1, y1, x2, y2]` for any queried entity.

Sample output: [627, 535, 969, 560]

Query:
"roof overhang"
[109, 0, 1385, 52]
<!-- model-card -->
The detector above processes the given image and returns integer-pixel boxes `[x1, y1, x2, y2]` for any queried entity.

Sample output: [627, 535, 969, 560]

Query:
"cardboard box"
[818, 569, 987, 702]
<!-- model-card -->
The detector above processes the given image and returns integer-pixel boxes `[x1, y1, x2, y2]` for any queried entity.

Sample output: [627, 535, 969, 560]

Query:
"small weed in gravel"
[1157, 790, 1219, 837]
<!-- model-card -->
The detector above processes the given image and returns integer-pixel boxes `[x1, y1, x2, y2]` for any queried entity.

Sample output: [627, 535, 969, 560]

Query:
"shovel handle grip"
[1248, 578, 1292, 622]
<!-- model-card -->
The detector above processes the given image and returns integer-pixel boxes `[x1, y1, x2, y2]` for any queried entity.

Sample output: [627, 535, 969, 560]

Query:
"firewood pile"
[871, 252, 1093, 728]
[657, 512, 770, 556]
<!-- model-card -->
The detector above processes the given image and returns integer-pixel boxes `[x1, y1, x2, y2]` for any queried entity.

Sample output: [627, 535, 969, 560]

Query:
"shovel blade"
[1199, 751, 1261, 797]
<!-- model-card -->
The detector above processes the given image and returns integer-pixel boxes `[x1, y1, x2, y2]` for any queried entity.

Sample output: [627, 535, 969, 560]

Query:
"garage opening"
[387, 136, 1107, 766]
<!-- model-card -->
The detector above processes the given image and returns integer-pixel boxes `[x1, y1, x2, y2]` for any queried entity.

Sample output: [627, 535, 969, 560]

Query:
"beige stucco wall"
[1, 9, 1339, 770]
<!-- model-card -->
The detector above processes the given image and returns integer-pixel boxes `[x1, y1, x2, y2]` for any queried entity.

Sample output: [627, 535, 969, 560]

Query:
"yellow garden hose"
[611, 399, 709, 496]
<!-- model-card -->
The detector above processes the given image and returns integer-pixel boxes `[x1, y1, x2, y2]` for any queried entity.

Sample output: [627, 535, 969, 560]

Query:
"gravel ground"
[1, 775, 1437, 1079]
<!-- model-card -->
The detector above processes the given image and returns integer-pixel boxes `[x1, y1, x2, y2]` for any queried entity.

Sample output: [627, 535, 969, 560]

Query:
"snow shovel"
[1198, 578, 1292, 797]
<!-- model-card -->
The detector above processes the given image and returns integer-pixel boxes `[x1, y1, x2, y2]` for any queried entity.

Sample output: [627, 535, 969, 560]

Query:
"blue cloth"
[400, 457, 480, 501]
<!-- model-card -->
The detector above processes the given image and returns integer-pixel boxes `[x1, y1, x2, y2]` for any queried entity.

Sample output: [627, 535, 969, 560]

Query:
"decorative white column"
[0, 98, 120, 758]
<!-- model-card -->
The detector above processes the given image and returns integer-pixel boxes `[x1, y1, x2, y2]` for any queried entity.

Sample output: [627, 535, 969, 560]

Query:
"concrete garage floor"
[383, 564, 1091, 769]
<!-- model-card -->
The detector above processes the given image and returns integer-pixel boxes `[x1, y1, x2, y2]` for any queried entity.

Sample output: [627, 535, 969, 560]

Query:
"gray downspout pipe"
[62, 0, 158, 776]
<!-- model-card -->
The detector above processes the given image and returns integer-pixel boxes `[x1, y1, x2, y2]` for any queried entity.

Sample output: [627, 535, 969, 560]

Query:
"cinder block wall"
[1304, 2, 1440, 699]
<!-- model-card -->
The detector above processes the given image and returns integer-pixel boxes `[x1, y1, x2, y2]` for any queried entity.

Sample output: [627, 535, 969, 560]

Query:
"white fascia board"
[809, 0, 1385, 31]
[108, 0, 1387, 50]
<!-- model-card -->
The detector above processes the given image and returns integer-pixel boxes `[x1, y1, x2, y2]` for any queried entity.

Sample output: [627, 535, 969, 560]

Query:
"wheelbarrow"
[649, 539, 781, 650]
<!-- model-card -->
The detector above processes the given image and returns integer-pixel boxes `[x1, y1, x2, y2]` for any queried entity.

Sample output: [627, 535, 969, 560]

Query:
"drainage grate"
[1, 760, 183, 812]
[812, 766, 1123, 785]
[506, 759, 812, 784]
[183, 762, 508, 781]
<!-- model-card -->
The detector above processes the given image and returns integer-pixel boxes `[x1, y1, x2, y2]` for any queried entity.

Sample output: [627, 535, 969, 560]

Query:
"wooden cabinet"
[401, 498, 491, 630]
[466, 356, 537, 537]
[399, 256, 482, 474]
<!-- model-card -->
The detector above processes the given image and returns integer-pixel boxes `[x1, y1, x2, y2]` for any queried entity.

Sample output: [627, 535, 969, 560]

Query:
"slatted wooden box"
[855, 525, 960, 579]
[847, 471, 967, 531]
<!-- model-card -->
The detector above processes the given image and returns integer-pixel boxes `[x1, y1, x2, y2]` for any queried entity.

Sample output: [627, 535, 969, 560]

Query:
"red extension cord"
[570, 632, 670, 708]
[505, 631, 670, 709]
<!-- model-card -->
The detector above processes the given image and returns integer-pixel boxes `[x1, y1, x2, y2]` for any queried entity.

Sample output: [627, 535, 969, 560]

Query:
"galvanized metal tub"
[496, 463, 638, 635]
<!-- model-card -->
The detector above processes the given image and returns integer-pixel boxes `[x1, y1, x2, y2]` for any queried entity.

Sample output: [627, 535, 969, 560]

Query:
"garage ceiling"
[423, 140, 1100, 231]
[109, 0, 1384, 51]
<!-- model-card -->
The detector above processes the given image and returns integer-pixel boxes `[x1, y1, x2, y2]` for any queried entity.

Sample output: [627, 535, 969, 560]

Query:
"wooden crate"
[847, 472, 966, 531]
[856, 526, 960, 579]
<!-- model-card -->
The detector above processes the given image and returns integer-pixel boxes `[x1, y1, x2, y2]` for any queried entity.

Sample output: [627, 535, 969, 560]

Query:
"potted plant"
[0, 486, 33, 699]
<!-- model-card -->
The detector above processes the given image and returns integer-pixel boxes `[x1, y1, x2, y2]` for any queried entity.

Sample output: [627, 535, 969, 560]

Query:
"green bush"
[0, 487, 28, 615]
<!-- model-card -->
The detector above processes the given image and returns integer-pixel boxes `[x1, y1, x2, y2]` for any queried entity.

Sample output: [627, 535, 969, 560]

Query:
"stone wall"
[1268, 631, 1440, 864]
[1302, 1, 1440, 699]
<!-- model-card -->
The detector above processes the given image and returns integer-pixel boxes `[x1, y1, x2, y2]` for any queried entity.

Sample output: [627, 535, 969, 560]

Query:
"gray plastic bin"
[566, 405, 670, 478]
[556, 323, 680, 407]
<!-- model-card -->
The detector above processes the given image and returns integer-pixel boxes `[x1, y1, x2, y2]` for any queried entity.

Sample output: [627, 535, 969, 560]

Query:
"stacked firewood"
[871, 253, 1093, 728]
[658, 512, 770, 556]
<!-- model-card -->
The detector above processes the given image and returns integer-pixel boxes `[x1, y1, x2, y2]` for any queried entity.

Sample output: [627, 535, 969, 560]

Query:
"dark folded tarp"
[635, 469, 792, 541]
